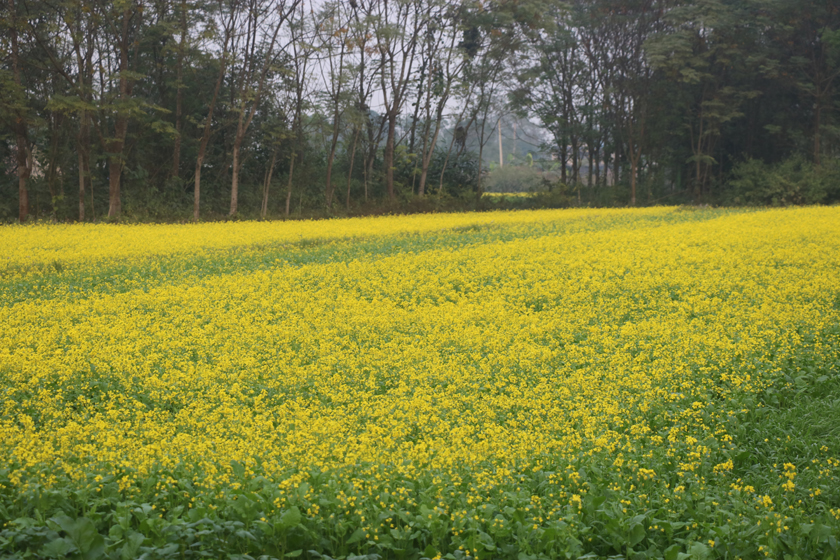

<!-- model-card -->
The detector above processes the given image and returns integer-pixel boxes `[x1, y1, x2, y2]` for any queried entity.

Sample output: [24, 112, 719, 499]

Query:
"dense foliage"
[1, 207, 839, 558]
[1, 0, 839, 222]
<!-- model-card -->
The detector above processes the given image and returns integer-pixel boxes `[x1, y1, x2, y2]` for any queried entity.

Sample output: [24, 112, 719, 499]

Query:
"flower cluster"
[1, 207, 838, 558]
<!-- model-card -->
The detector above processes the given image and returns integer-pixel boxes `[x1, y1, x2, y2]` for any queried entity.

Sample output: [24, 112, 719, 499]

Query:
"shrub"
[728, 156, 840, 206]
[482, 165, 543, 193]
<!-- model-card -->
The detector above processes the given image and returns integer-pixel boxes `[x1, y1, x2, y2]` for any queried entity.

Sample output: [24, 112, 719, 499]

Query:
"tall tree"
[773, 0, 840, 164]
[372, 0, 427, 202]
[25, 0, 98, 220]
[348, 0, 385, 203]
[95, 0, 147, 219]
[226, 0, 301, 216]
[171, 0, 188, 181]
[2, 0, 32, 222]
[414, 2, 464, 196]
[647, 0, 759, 197]
[610, 0, 667, 206]
[283, 0, 316, 216]
[194, 0, 238, 221]
[517, 1, 577, 187]
[315, 0, 355, 209]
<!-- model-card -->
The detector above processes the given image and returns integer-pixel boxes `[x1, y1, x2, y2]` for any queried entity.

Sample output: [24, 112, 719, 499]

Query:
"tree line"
[1, 0, 839, 223]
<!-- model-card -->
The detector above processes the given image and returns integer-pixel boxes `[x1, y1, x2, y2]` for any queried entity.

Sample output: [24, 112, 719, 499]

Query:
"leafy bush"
[482, 165, 543, 193]
[728, 156, 840, 206]
[530, 181, 574, 208]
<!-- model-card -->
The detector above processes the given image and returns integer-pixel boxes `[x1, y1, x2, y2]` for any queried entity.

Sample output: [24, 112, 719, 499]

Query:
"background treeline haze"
[1, 0, 839, 222]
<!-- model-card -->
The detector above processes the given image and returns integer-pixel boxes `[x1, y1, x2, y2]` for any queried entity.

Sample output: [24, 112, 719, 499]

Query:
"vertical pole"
[513, 121, 517, 155]
[498, 120, 503, 168]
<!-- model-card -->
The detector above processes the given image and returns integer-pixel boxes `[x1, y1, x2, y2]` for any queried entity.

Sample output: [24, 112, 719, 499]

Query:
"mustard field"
[1, 207, 839, 559]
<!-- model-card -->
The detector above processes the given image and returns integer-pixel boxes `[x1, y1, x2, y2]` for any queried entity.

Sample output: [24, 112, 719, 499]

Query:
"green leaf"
[150, 119, 179, 138]
[52, 515, 104, 560]
[664, 544, 681, 560]
[49, 513, 77, 535]
[46, 95, 98, 114]
[478, 530, 496, 551]
[688, 541, 710, 560]
[120, 532, 145, 560]
[346, 527, 366, 545]
[712, 524, 731, 537]
[628, 522, 645, 546]
[629, 514, 647, 525]
[230, 460, 246, 477]
[156, 543, 179, 556]
[40, 538, 76, 558]
[278, 506, 302, 530]
[235, 529, 257, 541]
[108, 524, 124, 541]
[284, 551, 303, 558]
[117, 70, 148, 81]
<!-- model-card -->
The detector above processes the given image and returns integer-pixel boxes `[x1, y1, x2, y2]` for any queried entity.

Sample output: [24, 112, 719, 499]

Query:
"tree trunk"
[417, 164, 427, 197]
[74, 26, 94, 222]
[47, 113, 61, 219]
[346, 128, 360, 209]
[560, 140, 567, 185]
[384, 112, 397, 201]
[417, 143, 433, 197]
[363, 133, 372, 202]
[600, 128, 609, 188]
[107, 157, 122, 218]
[416, 83, 434, 197]
[172, 0, 186, 181]
[363, 163, 369, 202]
[498, 120, 503, 168]
[107, 113, 128, 219]
[9, 0, 30, 223]
[694, 128, 702, 197]
[408, 60, 427, 155]
[364, 115, 385, 201]
[17, 133, 30, 223]
[78, 119, 88, 221]
[477, 139, 485, 196]
[437, 85, 476, 195]
[438, 134, 456, 196]
[230, 131, 243, 215]
[627, 116, 644, 207]
[814, 97, 822, 165]
[194, 44, 227, 222]
[691, 93, 706, 198]
[587, 147, 593, 188]
[601, 144, 609, 188]
[325, 127, 340, 208]
[227, 1, 296, 216]
[285, 153, 296, 216]
[613, 144, 620, 186]
[193, 165, 202, 222]
[261, 150, 277, 219]
[107, 8, 133, 220]
[418, 119, 443, 197]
